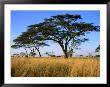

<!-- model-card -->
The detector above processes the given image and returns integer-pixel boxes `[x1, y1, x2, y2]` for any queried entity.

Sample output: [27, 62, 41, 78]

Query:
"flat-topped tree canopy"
[28, 14, 99, 58]
[12, 27, 49, 57]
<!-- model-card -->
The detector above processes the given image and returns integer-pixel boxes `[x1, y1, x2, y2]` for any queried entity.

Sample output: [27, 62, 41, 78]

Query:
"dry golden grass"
[11, 57, 100, 77]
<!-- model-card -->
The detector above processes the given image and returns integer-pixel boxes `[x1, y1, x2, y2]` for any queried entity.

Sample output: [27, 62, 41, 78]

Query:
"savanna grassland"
[11, 57, 100, 77]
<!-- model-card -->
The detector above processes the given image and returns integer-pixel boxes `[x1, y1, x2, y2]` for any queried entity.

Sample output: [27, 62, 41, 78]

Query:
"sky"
[11, 10, 100, 56]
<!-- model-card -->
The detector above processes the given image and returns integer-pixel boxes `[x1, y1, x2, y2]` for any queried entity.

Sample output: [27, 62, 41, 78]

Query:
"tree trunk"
[64, 44, 68, 58]
[35, 47, 42, 57]
[59, 43, 68, 58]
[63, 50, 68, 58]
[24, 48, 28, 57]
[37, 49, 41, 57]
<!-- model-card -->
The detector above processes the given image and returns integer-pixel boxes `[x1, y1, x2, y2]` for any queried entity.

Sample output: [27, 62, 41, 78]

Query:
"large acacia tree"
[28, 14, 100, 58]
[28, 14, 99, 58]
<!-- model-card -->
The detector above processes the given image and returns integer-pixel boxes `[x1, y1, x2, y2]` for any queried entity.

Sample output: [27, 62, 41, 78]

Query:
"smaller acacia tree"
[95, 45, 100, 52]
[12, 28, 49, 57]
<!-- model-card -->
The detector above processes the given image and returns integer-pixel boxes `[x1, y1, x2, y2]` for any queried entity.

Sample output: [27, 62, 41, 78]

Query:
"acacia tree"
[23, 28, 49, 57]
[12, 28, 49, 57]
[95, 45, 100, 52]
[28, 14, 99, 58]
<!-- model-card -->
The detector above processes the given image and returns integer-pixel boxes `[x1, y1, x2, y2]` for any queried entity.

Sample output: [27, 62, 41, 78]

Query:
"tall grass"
[11, 57, 100, 77]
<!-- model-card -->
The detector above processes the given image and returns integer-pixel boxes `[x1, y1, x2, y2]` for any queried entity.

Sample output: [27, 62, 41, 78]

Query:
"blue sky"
[11, 10, 100, 56]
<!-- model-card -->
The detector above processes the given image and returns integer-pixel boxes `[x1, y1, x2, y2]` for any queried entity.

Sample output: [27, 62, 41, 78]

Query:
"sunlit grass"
[11, 57, 100, 77]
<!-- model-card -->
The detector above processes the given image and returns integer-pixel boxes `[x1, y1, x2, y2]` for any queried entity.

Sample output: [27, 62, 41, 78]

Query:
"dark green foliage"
[28, 14, 99, 58]
[95, 45, 100, 52]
